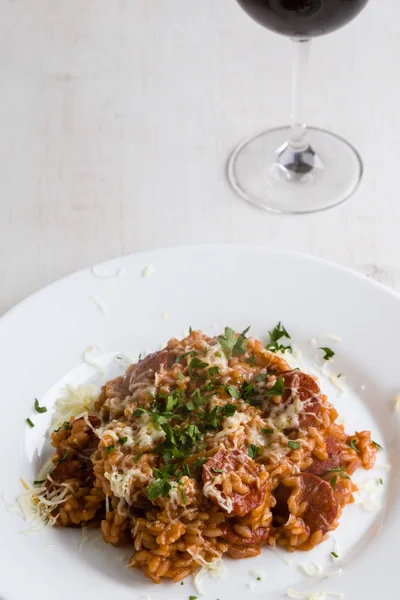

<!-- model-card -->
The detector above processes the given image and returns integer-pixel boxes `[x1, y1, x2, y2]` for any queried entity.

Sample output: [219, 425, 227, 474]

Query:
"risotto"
[30, 327, 376, 583]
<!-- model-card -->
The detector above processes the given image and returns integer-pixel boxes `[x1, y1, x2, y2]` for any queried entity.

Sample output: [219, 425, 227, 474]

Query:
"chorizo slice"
[305, 436, 343, 476]
[264, 370, 322, 429]
[202, 448, 267, 517]
[272, 472, 338, 535]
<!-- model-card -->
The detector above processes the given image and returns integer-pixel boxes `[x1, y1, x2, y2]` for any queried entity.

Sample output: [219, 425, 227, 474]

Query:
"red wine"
[237, 0, 369, 38]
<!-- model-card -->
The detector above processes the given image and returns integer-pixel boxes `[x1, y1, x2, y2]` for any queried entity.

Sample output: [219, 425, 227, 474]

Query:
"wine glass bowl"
[229, 0, 370, 213]
[236, 0, 370, 38]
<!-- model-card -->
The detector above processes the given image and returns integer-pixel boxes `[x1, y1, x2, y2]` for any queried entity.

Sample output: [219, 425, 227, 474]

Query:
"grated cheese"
[105, 468, 148, 505]
[82, 346, 106, 374]
[192, 557, 225, 596]
[271, 546, 293, 566]
[329, 374, 345, 395]
[141, 265, 154, 278]
[92, 265, 126, 278]
[89, 296, 109, 315]
[286, 590, 344, 599]
[393, 395, 400, 411]
[327, 335, 342, 343]
[50, 384, 98, 430]
[249, 568, 266, 579]
[354, 478, 384, 512]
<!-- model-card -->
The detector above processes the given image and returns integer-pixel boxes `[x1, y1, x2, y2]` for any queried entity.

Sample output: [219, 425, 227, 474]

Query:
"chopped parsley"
[105, 445, 115, 454]
[331, 551, 339, 559]
[176, 372, 185, 381]
[261, 427, 274, 434]
[26, 418, 34, 428]
[378, 478, 383, 485]
[147, 478, 171, 500]
[33, 480, 46, 485]
[265, 375, 285, 397]
[349, 439, 360, 453]
[207, 366, 220, 377]
[372, 440, 383, 450]
[224, 404, 237, 417]
[212, 467, 224, 474]
[325, 467, 350, 479]
[218, 326, 250, 358]
[226, 385, 240, 398]
[330, 475, 338, 491]
[246, 355, 256, 366]
[118, 437, 128, 445]
[266, 322, 291, 353]
[192, 457, 207, 469]
[248, 444, 260, 459]
[320, 347, 335, 360]
[189, 326, 193, 334]
[288, 440, 300, 450]
[133, 452, 143, 463]
[188, 357, 208, 375]
[34, 398, 47, 413]
[257, 577, 261, 581]
[133, 407, 147, 417]
[189, 596, 198, 600]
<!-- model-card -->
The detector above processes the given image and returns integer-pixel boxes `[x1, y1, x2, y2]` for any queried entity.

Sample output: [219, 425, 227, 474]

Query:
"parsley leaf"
[33, 479, 46, 485]
[207, 366, 220, 377]
[320, 347, 335, 360]
[34, 398, 47, 413]
[224, 404, 237, 417]
[261, 427, 274, 434]
[349, 439, 360, 453]
[330, 475, 338, 491]
[133, 407, 147, 417]
[212, 467, 224, 473]
[265, 375, 285, 397]
[288, 440, 300, 450]
[226, 385, 240, 398]
[325, 467, 350, 479]
[105, 445, 115, 454]
[266, 322, 292, 353]
[26, 418, 34, 428]
[372, 440, 383, 450]
[188, 357, 208, 376]
[248, 444, 259, 459]
[331, 551, 339, 559]
[218, 326, 250, 359]
[148, 478, 171, 500]
[118, 437, 128, 445]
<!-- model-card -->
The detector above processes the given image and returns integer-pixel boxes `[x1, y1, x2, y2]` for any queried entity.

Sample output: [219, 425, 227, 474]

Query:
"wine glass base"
[228, 126, 363, 214]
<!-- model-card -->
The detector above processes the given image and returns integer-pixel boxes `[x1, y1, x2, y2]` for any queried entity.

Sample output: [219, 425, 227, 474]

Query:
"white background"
[0, 0, 397, 315]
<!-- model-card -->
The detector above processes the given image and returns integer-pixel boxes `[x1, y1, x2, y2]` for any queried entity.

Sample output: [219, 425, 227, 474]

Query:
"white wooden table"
[0, 0, 398, 316]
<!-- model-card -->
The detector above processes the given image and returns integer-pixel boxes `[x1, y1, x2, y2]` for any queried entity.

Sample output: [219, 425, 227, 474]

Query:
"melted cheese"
[135, 413, 166, 449]
[105, 468, 148, 504]
[50, 384, 98, 430]
[203, 473, 233, 513]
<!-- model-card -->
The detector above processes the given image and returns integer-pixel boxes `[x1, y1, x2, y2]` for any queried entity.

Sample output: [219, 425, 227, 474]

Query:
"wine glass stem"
[289, 37, 311, 151]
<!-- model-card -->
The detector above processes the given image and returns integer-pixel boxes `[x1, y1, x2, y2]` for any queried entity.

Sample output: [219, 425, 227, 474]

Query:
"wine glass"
[229, 0, 370, 213]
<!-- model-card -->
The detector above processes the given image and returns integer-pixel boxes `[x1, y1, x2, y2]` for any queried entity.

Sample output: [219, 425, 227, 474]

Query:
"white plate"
[1, 246, 399, 600]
